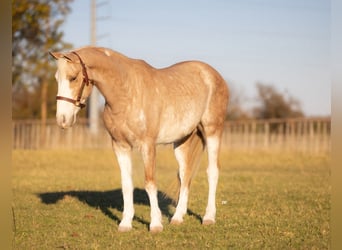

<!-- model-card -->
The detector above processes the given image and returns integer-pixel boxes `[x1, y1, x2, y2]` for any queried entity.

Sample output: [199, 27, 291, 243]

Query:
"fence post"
[322, 121, 329, 152]
[278, 122, 284, 150]
[251, 122, 256, 150]
[264, 122, 269, 149]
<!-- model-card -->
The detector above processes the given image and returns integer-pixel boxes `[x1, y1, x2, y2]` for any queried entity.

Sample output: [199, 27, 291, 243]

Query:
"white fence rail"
[12, 118, 330, 153]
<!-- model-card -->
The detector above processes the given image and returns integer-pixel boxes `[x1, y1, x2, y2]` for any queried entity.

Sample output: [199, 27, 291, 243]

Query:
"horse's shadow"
[37, 188, 201, 229]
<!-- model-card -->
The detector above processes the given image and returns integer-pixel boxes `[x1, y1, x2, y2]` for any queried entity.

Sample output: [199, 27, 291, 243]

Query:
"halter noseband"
[56, 51, 91, 109]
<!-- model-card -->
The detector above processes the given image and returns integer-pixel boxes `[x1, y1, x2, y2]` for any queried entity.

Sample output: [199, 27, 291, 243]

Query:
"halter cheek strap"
[56, 51, 91, 109]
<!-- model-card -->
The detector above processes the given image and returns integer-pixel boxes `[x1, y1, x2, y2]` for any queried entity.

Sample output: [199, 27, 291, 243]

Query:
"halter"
[56, 51, 91, 109]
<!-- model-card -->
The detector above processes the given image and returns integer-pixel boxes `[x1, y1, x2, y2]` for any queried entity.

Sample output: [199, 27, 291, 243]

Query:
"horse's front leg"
[113, 143, 134, 232]
[141, 142, 163, 232]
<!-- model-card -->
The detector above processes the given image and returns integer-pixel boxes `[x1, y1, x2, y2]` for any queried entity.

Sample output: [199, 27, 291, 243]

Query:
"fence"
[12, 118, 330, 153]
[222, 118, 330, 153]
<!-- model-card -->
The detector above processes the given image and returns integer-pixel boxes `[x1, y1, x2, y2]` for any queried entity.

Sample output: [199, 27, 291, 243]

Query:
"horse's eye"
[69, 76, 77, 82]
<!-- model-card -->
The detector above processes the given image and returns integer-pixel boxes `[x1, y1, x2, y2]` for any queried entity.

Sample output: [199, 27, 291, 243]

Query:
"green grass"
[12, 148, 330, 249]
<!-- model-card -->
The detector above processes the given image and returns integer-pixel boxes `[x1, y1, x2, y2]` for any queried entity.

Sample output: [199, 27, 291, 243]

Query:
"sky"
[61, 0, 331, 116]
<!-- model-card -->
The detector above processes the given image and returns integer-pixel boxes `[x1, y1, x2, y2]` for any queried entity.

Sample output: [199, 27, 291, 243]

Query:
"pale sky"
[62, 0, 331, 116]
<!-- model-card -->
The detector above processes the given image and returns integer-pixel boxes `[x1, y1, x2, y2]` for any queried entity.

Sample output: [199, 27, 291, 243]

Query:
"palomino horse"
[50, 46, 229, 232]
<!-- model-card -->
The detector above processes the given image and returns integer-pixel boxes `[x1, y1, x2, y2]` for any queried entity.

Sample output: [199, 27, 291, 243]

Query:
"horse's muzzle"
[56, 113, 76, 129]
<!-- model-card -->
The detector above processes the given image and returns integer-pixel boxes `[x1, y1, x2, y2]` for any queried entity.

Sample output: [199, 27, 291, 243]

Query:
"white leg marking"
[171, 147, 189, 224]
[114, 147, 134, 231]
[141, 143, 163, 232]
[203, 136, 220, 224]
[145, 182, 163, 232]
[172, 187, 189, 224]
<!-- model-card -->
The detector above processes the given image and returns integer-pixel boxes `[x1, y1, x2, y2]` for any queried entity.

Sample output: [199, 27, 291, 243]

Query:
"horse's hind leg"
[200, 74, 228, 224]
[171, 129, 205, 224]
[201, 132, 221, 224]
[202, 127, 224, 225]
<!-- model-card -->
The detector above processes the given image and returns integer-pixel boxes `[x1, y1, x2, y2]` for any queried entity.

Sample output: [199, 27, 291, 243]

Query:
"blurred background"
[12, 0, 331, 151]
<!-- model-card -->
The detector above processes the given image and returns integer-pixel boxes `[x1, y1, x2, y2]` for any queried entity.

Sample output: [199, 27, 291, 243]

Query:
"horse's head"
[50, 51, 93, 129]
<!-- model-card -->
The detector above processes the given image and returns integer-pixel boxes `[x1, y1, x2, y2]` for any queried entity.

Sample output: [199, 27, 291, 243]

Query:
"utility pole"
[41, 12, 50, 146]
[89, 0, 100, 134]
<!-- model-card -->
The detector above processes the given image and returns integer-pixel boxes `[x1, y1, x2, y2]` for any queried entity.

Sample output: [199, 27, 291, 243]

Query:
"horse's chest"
[103, 107, 146, 145]
[103, 109, 129, 139]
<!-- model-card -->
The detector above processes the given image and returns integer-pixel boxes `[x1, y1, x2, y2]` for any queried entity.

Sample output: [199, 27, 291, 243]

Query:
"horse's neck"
[90, 55, 134, 109]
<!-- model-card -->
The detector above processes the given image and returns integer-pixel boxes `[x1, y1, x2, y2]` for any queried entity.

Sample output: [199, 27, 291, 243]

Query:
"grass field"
[12, 148, 330, 249]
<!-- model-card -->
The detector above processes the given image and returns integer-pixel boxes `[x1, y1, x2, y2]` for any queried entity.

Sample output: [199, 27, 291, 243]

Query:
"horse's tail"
[182, 124, 206, 185]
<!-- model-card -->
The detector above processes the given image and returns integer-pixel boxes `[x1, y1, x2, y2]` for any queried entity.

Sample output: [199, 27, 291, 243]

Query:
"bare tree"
[253, 83, 304, 119]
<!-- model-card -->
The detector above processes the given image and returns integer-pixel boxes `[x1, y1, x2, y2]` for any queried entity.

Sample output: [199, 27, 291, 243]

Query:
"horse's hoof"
[202, 219, 215, 225]
[170, 219, 183, 225]
[118, 226, 132, 232]
[150, 226, 163, 233]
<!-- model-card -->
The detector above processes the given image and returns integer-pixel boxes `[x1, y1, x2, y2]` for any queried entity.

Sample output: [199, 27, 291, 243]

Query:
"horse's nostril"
[56, 114, 67, 128]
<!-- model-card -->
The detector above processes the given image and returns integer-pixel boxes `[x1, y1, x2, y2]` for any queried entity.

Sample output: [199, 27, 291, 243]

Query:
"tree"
[253, 83, 304, 119]
[12, 0, 73, 119]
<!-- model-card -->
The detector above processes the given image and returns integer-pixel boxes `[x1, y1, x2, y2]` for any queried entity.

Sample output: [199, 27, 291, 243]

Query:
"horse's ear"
[62, 54, 74, 62]
[49, 51, 63, 60]
[49, 51, 74, 62]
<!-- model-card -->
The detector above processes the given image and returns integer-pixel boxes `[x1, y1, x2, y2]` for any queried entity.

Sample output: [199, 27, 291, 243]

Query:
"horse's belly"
[157, 124, 197, 144]
[156, 109, 201, 144]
